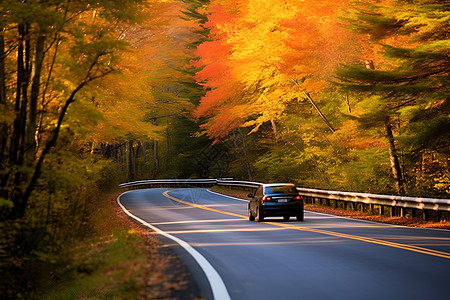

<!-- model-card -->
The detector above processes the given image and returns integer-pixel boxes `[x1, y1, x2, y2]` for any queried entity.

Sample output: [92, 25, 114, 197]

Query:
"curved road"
[118, 188, 450, 300]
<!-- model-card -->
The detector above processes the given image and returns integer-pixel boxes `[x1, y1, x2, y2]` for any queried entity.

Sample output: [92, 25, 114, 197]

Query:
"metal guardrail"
[216, 179, 262, 189]
[296, 187, 450, 212]
[119, 178, 217, 188]
[119, 178, 262, 189]
[119, 178, 449, 220]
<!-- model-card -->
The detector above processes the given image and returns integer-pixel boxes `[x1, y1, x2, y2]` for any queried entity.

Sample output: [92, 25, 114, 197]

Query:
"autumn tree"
[90, 0, 213, 180]
[0, 0, 144, 218]
[189, 0, 363, 182]
[0, 1, 152, 297]
[192, 0, 355, 142]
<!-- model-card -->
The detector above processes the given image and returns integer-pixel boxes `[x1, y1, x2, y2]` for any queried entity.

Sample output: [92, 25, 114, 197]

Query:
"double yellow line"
[163, 191, 450, 260]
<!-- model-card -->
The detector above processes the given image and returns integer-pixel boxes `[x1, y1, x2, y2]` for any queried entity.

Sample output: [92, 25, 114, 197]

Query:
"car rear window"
[265, 186, 297, 195]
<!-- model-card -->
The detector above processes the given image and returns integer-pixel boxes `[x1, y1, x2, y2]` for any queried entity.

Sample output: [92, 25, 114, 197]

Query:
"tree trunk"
[26, 32, 46, 162]
[133, 142, 138, 179]
[0, 28, 7, 168]
[165, 127, 170, 171]
[345, 93, 351, 113]
[13, 79, 88, 218]
[119, 144, 124, 170]
[238, 128, 253, 180]
[270, 118, 278, 143]
[304, 91, 335, 133]
[364, 59, 405, 194]
[151, 118, 160, 179]
[90, 141, 96, 154]
[291, 79, 335, 133]
[10, 24, 27, 167]
[0, 28, 6, 105]
[385, 117, 405, 195]
[140, 141, 146, 164]
[125, 140, 132, 181]
[153, 139, 160, 179]
[9, 24, 31, 216]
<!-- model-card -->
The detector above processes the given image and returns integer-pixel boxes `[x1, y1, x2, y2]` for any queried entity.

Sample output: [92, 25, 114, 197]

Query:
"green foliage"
[334, 0, 449, 196]
[168, 117, 212, 178]
[330, 148, 394, 193]
[0, 197, 13, 209]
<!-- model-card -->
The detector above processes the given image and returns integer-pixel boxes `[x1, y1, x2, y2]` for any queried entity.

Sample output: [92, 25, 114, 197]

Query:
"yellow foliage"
[195, 0, 356, 139]
[90, 0, 198, 142]
[334, 120, 387, 150]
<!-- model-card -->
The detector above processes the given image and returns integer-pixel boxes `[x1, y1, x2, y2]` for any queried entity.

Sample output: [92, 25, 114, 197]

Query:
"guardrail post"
[437, 210, 442, 222]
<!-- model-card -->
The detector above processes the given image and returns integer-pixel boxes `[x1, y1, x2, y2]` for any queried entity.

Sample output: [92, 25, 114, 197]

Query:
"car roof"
[262, 183, 295, 187]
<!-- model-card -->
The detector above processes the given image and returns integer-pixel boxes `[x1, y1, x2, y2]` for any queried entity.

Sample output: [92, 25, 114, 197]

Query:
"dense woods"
[0, 0, 448, 297]
[191, 0, 449, 197]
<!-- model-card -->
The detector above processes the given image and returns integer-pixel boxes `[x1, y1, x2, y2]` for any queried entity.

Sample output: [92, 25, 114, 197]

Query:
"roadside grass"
[44, 230, 145, 299]
[40, 193, 195, 299]
[209, 186, 450, 230]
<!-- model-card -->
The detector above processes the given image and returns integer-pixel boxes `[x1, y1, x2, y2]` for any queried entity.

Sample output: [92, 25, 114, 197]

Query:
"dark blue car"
[248, 183, 304, 222]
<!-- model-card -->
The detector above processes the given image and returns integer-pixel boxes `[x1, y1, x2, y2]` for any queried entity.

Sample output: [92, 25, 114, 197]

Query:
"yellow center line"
[162, 190, 450, 260]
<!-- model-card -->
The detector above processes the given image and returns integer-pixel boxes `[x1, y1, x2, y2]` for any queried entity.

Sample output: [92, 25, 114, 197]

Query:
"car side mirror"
[247, 193, 254, 198]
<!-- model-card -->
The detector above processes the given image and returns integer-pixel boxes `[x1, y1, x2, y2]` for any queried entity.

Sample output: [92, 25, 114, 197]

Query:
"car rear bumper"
[261, 203, 303, 216]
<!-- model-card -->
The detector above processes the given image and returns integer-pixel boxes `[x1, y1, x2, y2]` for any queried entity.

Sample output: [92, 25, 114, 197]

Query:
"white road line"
[117, 191, 231, 300]
[306, 210, 450, 232]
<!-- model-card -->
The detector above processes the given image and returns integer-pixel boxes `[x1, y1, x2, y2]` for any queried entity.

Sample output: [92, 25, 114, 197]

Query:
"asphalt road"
[118, 188, 450, 300]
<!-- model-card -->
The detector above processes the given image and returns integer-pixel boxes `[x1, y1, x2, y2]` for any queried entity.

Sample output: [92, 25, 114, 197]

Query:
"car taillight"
[295, 195, 302, 200]
[261, 196, 272, 202]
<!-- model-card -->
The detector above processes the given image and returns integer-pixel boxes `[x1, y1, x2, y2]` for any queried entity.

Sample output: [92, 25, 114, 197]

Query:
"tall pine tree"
[336, 0, 449, 196]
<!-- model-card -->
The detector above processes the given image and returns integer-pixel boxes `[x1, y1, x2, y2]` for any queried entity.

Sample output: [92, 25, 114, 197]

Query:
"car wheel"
[283, 215, 290, 221]
[256, 207, 264, 222]
[296, 211, 304, 221]
[248, 207, 255, 221]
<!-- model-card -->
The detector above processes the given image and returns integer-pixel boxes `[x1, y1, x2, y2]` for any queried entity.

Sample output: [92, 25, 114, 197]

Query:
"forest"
[0, 0, 448, 297]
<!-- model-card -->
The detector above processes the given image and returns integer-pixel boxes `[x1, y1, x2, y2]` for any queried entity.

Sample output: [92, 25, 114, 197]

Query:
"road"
[118, 188, 450, 300]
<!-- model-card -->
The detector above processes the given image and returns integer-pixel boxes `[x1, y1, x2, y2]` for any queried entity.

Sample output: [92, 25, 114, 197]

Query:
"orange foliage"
[335, 120, 387, 151]
[193, 0, 359, 140]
